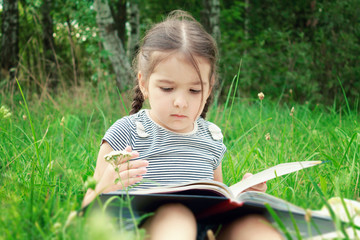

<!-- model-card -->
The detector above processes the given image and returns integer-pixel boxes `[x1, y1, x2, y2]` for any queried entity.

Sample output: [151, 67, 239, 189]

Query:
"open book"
[87, 161, 341, 238]
[129, 161, 323, 199]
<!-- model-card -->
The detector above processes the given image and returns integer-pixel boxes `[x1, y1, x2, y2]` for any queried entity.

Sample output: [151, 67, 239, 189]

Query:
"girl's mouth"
[171, 114, 187, 118]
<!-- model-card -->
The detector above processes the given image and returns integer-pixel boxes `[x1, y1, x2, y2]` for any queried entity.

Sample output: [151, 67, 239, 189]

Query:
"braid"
[130, 83, 144, 115]
[200, 93, 213, 119]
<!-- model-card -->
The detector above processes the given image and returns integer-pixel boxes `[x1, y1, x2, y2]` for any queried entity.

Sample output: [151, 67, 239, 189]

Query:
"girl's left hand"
[242, 173, 267, 193]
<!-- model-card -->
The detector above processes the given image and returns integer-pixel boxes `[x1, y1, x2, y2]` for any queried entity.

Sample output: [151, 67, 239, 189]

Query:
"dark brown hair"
[130, 10, 219, 119]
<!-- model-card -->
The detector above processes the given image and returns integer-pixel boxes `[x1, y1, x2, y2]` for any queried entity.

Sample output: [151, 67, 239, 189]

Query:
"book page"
[237, 191, 306, 214]
[229, 161, 322, 198]
[116, 179, 235, 199]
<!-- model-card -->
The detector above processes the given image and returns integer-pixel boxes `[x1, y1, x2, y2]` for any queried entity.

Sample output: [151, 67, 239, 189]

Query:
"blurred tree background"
[0, 0, 359, 108]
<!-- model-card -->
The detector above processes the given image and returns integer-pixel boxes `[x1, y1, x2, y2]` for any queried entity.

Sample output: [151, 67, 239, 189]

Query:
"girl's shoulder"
[197, 118, 223, 141]
[103, 110, 149, 150]
[108, 110, 147, 135]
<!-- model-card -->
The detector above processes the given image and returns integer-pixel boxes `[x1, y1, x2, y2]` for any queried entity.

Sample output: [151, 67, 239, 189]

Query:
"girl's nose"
[174, 95, 188, 108]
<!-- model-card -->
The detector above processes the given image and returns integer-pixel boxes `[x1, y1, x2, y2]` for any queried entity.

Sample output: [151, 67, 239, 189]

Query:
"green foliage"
[2, 0, 359, 109]
[219, 0, 360, 108]
[0, 81, 127, 239]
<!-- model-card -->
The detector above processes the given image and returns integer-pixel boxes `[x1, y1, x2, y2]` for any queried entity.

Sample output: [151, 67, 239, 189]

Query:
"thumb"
[243, 173, 253, 180]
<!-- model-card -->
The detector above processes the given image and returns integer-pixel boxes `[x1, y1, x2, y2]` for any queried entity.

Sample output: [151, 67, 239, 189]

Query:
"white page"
[229, 161, 322, 198]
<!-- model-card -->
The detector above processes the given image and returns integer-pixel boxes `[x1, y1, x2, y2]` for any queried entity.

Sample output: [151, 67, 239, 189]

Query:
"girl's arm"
[82, 141, 148, 207]
[213, 163, 223, 182]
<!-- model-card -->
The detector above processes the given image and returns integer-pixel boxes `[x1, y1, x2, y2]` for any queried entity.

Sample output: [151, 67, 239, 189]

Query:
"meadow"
[0, 80, 359, 239]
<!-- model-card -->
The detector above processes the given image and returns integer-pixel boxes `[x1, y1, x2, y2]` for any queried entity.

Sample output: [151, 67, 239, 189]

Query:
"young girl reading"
[83, 10, 283, 240]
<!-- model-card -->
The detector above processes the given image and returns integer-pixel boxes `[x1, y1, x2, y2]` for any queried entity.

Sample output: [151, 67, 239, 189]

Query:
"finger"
[125, 146, 132, 152]
[117, 160, 149, 172]
[116, 168, 146, 187]
[242, 173, 253, 180]
[114, 151, 140, 165]
[248, 182, 267, 192]
[117, 176, 144, 188]
[124, 146, 139, 158]
[119, 167, 147, 179]
[130, 151, 139, 158]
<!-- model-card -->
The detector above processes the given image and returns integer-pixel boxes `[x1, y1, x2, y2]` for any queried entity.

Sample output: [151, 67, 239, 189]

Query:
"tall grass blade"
[338, 77, 352, 118]
[264, 203, 293, 239]
[336, 132, 357, 175]
[221, 75, 235, 122]
[16, 78, 41, 239]
[308, 176, 349, 239]
[223, 60, 242, 136]
[117, 87, 129, 115]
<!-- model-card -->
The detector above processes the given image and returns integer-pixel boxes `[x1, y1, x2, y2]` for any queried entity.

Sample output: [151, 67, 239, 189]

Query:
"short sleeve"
[212, 141, 226, 170]
[205, 121, 227, 170]
[102, 117, 134, 151]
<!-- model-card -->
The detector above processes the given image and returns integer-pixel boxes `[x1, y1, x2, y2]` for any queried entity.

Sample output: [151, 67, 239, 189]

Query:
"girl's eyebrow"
[157, 79, 208, 86]
[157, 79, 174, 84]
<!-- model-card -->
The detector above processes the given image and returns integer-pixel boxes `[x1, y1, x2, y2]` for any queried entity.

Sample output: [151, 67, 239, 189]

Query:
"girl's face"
[139, 52, 212, 133]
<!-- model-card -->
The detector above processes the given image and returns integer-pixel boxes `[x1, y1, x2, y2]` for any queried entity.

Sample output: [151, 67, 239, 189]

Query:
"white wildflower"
[265, 133, 270, 141]
[0, 106, 12, 119]
[104, 150, 132, 165]
[60, 117, 65, 126]
[258, 92, 265, 101]
[290, 107, 295, 116]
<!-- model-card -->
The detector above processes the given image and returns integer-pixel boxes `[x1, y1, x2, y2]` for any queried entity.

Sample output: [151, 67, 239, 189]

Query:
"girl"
[83, 10, 282, 240]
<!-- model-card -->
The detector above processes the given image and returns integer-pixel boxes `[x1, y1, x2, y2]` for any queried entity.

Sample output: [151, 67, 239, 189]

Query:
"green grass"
[0, 81, 359, 239]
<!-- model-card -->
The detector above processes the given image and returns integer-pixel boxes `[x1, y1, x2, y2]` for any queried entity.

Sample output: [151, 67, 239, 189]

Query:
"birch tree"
[0, 0, 19, 81]
[126, 0, 139, 59]
[201, 0, 221, 45]
[94, 0, 133, 91]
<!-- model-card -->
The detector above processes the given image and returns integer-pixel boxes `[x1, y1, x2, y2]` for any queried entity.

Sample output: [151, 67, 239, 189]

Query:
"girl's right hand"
[82, 143, 148, 207]
[97, 146, 149, 193]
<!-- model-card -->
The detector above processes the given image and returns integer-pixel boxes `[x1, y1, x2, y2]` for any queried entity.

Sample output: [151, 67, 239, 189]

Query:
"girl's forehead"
[151, 51, 210, 65]
[150, 51, 211, 77]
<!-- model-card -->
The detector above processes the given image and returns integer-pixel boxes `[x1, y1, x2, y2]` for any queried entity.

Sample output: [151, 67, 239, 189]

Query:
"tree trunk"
[244, 0, 249, 55]
[127, 1, 140, 60]
[201, 0, 221, 46]
[0, 0, 19, 82]
[66, 18, 78, 87]
[94, 0, 133, 91]
[41, 0, 58, 90]
[109, 0, 127, 44]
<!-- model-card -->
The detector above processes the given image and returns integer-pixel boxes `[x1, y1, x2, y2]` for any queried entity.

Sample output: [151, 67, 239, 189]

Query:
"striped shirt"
[103, 109, 227, 190]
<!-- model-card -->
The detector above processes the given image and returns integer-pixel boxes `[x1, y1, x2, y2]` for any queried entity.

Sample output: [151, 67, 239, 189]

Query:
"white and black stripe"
[103, 109, 227, 191]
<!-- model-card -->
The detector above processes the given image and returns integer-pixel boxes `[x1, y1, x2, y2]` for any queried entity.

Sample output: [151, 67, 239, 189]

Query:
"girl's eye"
[190, 89, 201, 94]
[160, 87, 173, 92]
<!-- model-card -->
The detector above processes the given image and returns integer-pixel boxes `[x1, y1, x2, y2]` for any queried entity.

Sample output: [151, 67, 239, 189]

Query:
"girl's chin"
[166, 123, 194, 133]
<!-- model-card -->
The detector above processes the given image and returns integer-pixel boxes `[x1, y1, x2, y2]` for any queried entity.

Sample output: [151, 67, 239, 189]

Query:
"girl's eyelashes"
[190, 89, 201, 94]
[160, 87, 173, 92]
[159, 87, 201, 93]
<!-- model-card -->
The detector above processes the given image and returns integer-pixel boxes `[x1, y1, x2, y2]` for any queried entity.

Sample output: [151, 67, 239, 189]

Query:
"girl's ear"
[138, 72, 148, 99]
